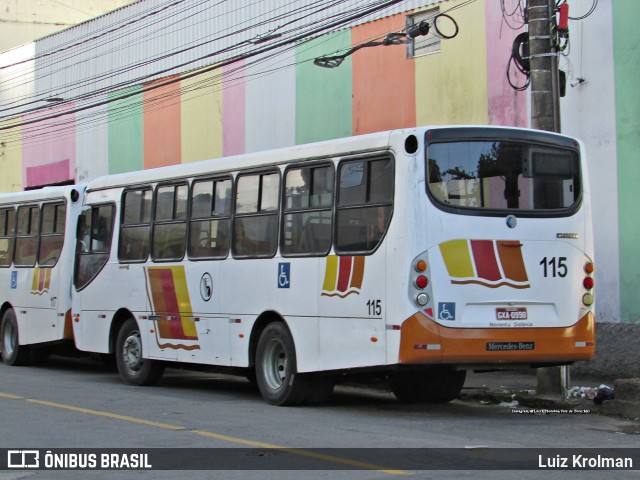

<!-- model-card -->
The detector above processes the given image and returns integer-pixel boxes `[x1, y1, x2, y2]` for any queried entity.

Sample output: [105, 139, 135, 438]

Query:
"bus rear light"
[584, 262, 594, 274]
[583, 277, 594, 290]
[416, 293, 429, 306]
[415, 260, 427, 272]
[416, 275, 428, 289]
[582, 293, 594, 306]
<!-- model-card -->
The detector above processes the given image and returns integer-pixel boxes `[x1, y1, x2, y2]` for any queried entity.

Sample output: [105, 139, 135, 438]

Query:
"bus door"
[23, 202, 66, 345]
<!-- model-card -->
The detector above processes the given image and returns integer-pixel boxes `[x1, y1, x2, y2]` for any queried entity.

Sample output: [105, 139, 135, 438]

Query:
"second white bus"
[1, 126, 595, 405]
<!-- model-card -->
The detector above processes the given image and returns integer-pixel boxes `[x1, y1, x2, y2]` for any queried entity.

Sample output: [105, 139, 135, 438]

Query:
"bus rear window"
[427, 141, 580, 212]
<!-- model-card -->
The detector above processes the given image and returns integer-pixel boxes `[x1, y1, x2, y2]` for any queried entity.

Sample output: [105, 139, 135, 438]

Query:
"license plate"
[496, 307, 528, 320]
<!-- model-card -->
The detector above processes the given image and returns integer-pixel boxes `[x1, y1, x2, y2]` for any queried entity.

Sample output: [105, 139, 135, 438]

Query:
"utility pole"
[528, 0, 561, 132]
[528, 0, 566, 395]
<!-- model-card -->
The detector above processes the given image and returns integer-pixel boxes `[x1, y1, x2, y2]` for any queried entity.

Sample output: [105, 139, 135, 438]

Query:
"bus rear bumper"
[398, 311, 595, 365]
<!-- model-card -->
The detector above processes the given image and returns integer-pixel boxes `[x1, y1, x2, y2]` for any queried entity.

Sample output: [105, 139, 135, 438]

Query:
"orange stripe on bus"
[351, 256, 365, 290]
[497, 240, 529, 283]
[399, 311, 595, 364]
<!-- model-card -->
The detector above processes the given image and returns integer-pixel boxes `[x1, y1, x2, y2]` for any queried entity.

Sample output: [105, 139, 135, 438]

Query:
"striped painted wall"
[0, 0, 638, 326]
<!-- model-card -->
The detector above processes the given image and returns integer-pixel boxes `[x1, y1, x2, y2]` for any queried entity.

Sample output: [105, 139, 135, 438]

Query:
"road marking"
[26, 398, 186, 431]
[1, 392, 410, 475]
[191, 429, 408, 474]
[0, 392, 23, 399]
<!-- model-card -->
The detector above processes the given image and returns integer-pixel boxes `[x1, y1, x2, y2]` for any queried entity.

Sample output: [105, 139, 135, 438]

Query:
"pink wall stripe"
[22, 105, 76, 188]
[222, 60, 246, 156]
[26, 159, 70, 187]
[484, 1, 528, 127]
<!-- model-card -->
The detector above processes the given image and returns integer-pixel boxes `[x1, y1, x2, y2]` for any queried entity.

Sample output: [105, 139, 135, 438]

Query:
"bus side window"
[335, 157, 394, 254]
[188, 177, 231, 259]
[0, 207, 15, 267]
[39, 202, 66, 267]
[14, 205, 40, 267]
[281, 164, 334, 256]
[233, 171, 279, 258]
[75, 205, 114, 291]
[152, 183, 188, 261]
[118, 188, 152, 262]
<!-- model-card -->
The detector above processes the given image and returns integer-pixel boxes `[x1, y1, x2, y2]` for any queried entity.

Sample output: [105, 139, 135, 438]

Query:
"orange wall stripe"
[351, 14, 416, 135]
[143, 76, 182, 169]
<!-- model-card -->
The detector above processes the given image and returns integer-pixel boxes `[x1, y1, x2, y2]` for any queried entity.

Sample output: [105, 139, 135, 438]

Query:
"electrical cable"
[0, 0, 406, 134]
[568, 0, 597, 20]
[0, 0, 363, 116]
[507, 31, 529, 91]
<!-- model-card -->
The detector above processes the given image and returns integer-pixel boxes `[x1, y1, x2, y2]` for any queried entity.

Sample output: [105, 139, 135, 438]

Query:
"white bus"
[2, 126, 595, 405]
[0, 185, 85, 365]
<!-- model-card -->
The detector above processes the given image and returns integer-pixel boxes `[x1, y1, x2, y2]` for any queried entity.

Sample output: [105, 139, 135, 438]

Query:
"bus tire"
[255, 322, 311, 406]
[1, 309, 31, 366]
[115, 318, 164, 386]
[391, 368, 466, 403]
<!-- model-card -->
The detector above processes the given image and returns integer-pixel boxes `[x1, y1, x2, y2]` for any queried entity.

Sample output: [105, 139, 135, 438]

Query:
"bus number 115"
[367, 299, 382, 316]
[540, 256, 567, 278]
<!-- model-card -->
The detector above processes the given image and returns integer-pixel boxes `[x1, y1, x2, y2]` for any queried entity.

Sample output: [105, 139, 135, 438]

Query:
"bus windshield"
[427, 140, 581, 212]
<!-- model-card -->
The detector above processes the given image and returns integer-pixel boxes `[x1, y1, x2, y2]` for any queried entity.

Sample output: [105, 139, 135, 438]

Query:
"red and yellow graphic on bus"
[321, 255, 365, 297]
[144, 266, 199, 349]
[30, 267, 51, 295]
[439, 239, 530, 289]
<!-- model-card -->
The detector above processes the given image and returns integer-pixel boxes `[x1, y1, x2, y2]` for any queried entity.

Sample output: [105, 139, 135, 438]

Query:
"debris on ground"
[565, 385, 615, 404]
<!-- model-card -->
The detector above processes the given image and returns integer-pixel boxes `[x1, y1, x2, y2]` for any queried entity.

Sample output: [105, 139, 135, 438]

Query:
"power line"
[0, 0, 406, 135]
[0, 0, 366, 115]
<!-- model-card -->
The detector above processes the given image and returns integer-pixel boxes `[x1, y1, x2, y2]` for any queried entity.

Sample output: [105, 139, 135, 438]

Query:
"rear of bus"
[396, 127, 594, 399]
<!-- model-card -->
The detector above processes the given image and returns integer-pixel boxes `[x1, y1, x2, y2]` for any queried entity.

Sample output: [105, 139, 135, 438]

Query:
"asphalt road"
[0, 355, 638, 480]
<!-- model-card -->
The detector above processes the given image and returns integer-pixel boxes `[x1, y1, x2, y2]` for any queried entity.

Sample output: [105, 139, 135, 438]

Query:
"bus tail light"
[416, 293, 429, 306]
[411, 254, 434, 315]
[583, 277, 594, 290]
[582, 261, 594, 306]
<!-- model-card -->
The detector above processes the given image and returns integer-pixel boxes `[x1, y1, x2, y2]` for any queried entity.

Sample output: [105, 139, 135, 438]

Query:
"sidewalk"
[460, 370, 640, 420]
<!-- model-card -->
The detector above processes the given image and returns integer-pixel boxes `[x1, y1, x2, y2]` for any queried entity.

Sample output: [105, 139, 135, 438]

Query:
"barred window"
[407, 8, 441, 57]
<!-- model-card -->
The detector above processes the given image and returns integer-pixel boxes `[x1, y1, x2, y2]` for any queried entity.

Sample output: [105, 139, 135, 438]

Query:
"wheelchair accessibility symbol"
[438, 302, 456, 321]
[278, 263, 290, 289]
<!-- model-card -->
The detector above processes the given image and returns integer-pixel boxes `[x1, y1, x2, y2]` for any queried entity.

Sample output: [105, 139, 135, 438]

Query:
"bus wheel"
[391, 368, 466, 403]
[255, 322, 311, 406]
[115, 318, 164, 386]
[1, 309, 30, 366]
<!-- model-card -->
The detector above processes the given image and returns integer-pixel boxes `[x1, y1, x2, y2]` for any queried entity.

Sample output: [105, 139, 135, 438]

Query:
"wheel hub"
[262, 338, 287, 390]
[2, 321, 15, 357]
[122, 332, 142, 372]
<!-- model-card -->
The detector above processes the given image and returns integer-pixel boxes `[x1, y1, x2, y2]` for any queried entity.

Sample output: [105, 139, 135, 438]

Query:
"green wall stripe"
[108, 86, 144, 174]
[614, 0, 640, 323]
[295, 31, 353, 144]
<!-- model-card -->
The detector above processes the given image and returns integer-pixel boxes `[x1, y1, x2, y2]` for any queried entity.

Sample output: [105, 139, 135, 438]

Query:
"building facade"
[0, 0, 638, 330]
